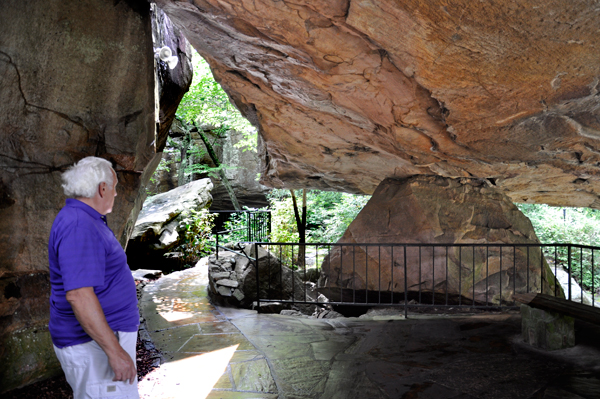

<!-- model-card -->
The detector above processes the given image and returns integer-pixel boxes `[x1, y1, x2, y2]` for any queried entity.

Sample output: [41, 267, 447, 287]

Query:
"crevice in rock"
[0, 50, 91, 138]
[0, 153, 67, 177]
[342, 0, 351, 20]
[226, 69, 262, 90]
[4, 282, 21, 299]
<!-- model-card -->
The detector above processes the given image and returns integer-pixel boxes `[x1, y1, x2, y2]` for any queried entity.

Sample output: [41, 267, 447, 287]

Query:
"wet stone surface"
[138, 259, 600, 399]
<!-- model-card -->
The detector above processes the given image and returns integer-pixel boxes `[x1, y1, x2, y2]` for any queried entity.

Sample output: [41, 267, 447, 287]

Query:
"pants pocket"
[86, 380, 139, 399]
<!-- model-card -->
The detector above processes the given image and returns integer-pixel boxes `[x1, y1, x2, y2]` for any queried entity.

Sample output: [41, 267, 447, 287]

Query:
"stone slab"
[218, 286, 234, 296]
[148, 324, 201, 353]
[205, 392, 278, 399]
[179, 333, 256, 353]
[230, 358, 277, 392]
[211, 272, 232, 280]
[216, 279, 239, 288]
[142, 299, 225, 331]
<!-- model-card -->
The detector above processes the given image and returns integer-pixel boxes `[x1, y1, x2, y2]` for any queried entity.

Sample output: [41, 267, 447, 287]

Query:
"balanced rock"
[318, 176, 561, 305]
[155, 0, 600, 208]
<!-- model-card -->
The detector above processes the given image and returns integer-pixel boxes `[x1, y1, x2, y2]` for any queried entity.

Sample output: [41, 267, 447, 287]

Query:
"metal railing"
[212, 210, 271, 259]
[250, 242, 600, 315]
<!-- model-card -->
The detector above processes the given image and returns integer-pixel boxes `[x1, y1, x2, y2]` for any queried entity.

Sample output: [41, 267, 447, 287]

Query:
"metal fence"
[212, 210, 271, 259]
[250, 242, 600, 315]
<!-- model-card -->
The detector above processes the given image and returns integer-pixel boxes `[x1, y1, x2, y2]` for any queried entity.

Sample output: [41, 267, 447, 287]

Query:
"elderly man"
[48, 156, 139, 399]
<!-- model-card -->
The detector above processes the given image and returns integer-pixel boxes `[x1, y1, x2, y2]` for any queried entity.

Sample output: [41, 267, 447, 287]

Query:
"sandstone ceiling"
[154, 0, 600, 208]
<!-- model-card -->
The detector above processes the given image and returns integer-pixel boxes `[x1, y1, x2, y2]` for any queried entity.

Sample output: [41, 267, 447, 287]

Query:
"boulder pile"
[207, 244, 321, 313]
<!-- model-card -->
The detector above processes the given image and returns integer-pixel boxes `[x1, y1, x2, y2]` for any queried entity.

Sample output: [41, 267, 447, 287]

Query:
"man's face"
[100, 170, 118, 215]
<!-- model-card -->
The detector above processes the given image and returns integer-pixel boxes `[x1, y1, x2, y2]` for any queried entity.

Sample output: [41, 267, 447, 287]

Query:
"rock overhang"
[154, 0, 600, 207]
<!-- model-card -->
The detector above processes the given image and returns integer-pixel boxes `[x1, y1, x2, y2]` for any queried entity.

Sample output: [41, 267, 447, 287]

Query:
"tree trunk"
[290, 189, 307, 267]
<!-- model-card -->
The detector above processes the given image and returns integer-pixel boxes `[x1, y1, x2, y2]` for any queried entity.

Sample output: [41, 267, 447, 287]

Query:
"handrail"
[246, 242, 599, 313]
[252, 242, 597, 248]
[211, 210, 271, 259]
[215, 244, 256, 262]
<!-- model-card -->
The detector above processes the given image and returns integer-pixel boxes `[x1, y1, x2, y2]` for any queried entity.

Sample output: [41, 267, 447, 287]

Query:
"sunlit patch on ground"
[138, 344, 238, 399]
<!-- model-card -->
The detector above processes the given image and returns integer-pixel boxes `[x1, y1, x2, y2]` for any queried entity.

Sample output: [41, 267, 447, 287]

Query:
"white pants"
[54, 331, 140, 399]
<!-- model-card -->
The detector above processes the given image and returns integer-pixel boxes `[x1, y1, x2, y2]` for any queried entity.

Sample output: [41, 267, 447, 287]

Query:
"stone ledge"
[521, 304, 575, 350]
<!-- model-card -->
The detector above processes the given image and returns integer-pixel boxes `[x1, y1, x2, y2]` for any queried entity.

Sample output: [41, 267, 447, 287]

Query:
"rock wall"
[155, 0, 600, 208]
[0, 0, 191, 392]
[151, 4, 193, 153]
[318, 176, 560, 305]
[120, 3, 194, 247]
[146, 124, 269, 210]
[211, 130, 270, 210]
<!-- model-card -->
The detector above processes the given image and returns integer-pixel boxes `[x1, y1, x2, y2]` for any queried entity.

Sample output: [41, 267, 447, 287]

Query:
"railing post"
[568, 244, 572, 301]
[459, 246, 462, 306]
[216, 229, 219, 260]
[268, 211, 272, 239]
[247, 212, 251, 241]
[593, 249, 596, 308]
[404, 245, 408, 319]
[255, 242, 260, 312]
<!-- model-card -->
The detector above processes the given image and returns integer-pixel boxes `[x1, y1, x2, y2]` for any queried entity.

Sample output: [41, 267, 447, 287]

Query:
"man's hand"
[66, 287, 136, 384]
[107, 345, 137, 384]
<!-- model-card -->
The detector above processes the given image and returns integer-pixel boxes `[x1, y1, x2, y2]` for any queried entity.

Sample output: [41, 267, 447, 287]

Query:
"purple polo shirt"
[48, 198, 139, 348]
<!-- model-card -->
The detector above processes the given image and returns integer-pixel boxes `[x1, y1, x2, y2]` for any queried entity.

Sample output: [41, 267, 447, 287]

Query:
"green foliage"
[175, 208, 216, 267]
[268, 189, 371, 244]
[219, 208, 271, 245]
[269, 193, 299, 243]
[219, 211, 249, 245]
[517, 203, 600, 292]
[176, 50, 257, 151]
[211, 189, 366, 265]
[261, 189, 370, 268]
[185, 160, 227, 180]
[149, 49, 259, 193]
[311, 193, 372, 243]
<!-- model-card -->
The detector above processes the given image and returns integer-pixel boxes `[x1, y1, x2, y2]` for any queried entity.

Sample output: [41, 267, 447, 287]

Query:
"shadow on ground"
[135, 259, 600, 399]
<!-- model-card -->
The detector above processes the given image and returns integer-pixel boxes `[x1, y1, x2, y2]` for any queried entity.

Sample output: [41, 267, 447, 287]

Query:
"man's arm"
[66, 287, 136, 384]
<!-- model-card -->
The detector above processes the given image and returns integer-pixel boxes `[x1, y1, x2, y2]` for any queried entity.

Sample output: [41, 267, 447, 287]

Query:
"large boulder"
[120, 3, 194, 246]
[126, 179, 213, 271]
[318, 176, 561, 305]
[151, 4, 193, 153]
[155, 0, 600, 208]
[0, 0, 191, 391]
[0, 0, 154, 392]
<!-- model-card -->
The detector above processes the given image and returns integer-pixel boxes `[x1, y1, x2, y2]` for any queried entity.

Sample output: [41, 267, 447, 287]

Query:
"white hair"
[61, 156, 115, 198]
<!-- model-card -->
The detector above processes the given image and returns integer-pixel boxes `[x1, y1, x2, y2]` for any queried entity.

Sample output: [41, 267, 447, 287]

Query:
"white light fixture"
[155, 46, 178, 69]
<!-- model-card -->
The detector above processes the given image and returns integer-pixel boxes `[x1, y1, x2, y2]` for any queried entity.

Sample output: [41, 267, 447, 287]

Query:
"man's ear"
[98, 182, 107, 197]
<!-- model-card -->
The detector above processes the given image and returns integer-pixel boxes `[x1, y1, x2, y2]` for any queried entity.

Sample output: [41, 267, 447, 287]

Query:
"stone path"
[138, 260, 600, 399]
